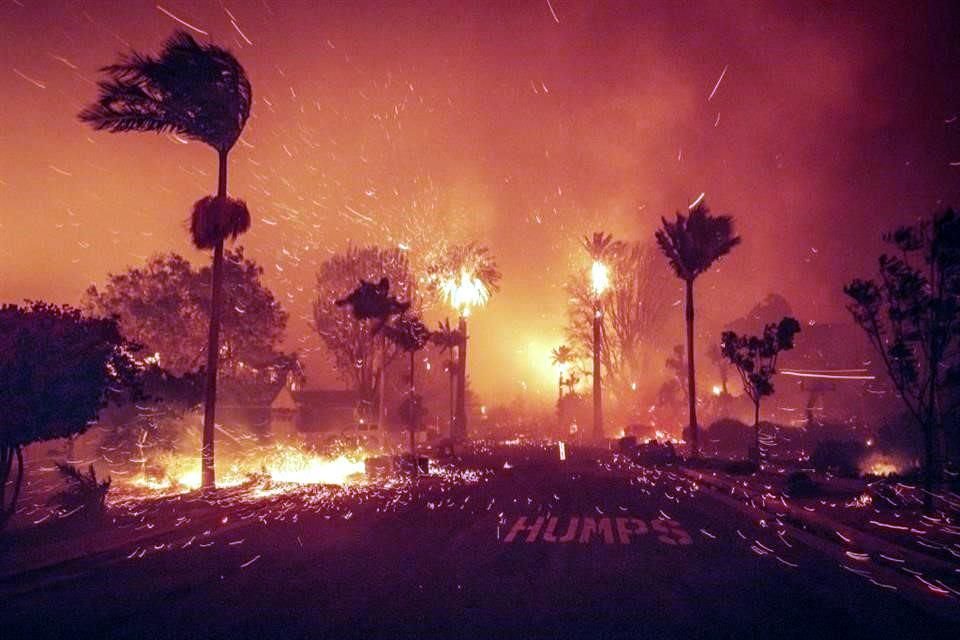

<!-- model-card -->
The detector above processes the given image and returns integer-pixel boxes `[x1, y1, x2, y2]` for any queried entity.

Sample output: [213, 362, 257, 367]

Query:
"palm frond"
[79, 30, 251, 151]
[655, 201, 741, 281]
[582, 231, 622, 261]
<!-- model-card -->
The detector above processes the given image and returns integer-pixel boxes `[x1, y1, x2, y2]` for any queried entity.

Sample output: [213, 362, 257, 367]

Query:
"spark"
[47, 53, 78, 70]
[688, 192, 706, 209]
[156, 5, 209, 35]
[546, 0, 560, 24]
[708, 64, 728, 101]
[240, 554, 261, 568]
[780, 370, 875, 381]
[13, 68, 46, 89]
[231, 20, 254, 45]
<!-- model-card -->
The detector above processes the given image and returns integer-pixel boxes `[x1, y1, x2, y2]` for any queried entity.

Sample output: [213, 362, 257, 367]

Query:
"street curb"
[679, 466, 959, 577]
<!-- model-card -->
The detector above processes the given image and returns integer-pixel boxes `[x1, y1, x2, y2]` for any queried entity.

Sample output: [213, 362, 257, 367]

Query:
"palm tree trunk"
[201, 149, 229, 490]
[455, 316, 468, 441]
[378, 359, 386, 431]
[753, 400, 761, 463]
[409, 350, 417, 478]
[593, 303, 603, 442]
[685, 278, 699, 457]
[449, 368, 455, 438]
[558, 374, 564, 434]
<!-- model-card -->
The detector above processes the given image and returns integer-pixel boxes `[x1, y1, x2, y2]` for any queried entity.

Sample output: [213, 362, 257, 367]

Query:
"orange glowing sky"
[2, 1, 959, 403]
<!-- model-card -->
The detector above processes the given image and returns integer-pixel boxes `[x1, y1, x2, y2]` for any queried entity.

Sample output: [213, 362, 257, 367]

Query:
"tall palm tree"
[427, 243, 501, 440]
[431, 319, 462, 435]
[80, 31, 252, 489]
[581, 232, 621, 441]
[384, 315, 431, 474]
[551, 344, 575, 434]
[550, 345, 575, 403]
[655, 201, 740, 456]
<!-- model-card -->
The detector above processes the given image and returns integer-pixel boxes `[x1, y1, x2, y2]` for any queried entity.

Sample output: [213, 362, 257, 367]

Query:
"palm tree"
[581, 232, 621, 441]
[431, 319, 462, 435]
[384, 315, 431, 474]
[582, 232, 622, 263]
[80, 31, 252, 490]
[655, 201, 740, 456]
[551, 345, 575, 403]
[551, 344, 575, 434]
[427, 243, 501, 440]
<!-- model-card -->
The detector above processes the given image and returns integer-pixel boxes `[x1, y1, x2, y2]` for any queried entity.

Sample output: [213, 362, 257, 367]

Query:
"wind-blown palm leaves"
[383, 315, 431, 354]
[336, 277, 411, 332]
[655, 201, 740, 456]
[655, 202, 740, 282]
[80, 31, 253, 490]
[79, 31, 251, 151]
[430, 318, 462, 352]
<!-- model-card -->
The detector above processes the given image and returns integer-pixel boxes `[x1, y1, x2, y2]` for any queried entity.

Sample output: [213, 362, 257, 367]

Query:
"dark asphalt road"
[3, 446, 957, 639]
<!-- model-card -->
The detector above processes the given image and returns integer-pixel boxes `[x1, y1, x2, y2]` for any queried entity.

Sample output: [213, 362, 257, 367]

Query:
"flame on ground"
[128, 444, 367, 495]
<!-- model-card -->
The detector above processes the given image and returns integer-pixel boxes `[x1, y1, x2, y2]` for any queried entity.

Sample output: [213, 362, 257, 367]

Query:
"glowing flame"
[266, 450, 366, 485]
[440, 267, 489, 317]
[128, 445, 367, 495]
[590, 259, 610, 297]
[711, 384, 723, 396]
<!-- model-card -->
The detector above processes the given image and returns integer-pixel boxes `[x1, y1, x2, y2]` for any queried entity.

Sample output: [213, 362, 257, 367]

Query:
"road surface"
[2, 445, 957, 639]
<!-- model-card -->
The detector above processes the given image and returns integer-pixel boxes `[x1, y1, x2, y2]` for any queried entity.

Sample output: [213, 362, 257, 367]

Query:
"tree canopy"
[845, 208, 960, 505]
[0, 302, 140, 447]
[0, 302, 140, 528]
[83, 248, 290, 384]
[655, 201, 741, 282]
[566, 240, 676, 402]
[314, 246, 415, 394]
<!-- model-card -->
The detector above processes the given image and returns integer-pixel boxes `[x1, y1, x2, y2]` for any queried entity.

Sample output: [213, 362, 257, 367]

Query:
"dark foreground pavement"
[3, 446, 958, 639]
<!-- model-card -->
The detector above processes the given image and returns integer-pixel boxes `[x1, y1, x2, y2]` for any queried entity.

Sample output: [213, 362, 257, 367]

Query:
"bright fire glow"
[129, 444, 367, 494]
[711, 384, 723, 396]
[590, 260, 610, 297]
[440, 267, 489, 317]
[860, 453, 903, 477]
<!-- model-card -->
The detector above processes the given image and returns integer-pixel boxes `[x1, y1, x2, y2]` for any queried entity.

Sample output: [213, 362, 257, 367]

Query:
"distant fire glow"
[860, 453, 905, 477]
